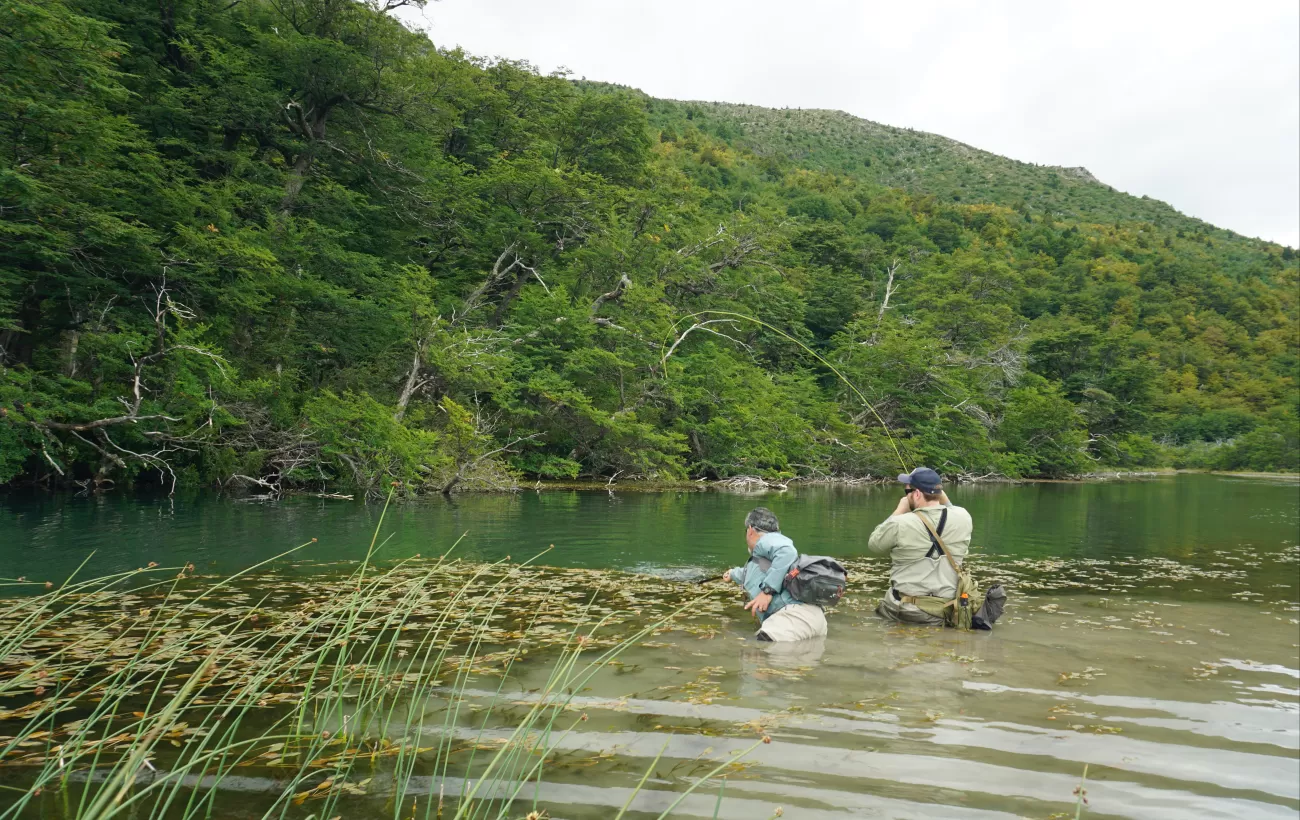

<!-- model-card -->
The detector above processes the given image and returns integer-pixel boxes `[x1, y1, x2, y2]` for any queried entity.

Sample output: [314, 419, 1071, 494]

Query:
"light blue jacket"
[728, 532, 798, 622]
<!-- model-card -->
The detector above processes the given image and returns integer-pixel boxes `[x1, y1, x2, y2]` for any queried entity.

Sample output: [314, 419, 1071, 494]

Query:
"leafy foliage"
[1, 0, 1296, 492]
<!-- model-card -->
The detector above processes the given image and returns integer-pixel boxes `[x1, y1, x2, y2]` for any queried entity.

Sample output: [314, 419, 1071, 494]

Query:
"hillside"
[641, 96, 1262, 239]
[2, 0, 1296, 495]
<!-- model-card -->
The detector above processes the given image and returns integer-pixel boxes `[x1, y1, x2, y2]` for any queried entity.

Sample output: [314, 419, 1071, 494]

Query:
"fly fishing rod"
[660, 309, 913, 475]
[661, 309, 914, 587]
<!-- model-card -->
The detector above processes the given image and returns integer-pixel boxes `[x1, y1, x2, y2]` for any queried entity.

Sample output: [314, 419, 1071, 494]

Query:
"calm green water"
[3, 474, 1299, 818]
[3, 474, 1298, 591]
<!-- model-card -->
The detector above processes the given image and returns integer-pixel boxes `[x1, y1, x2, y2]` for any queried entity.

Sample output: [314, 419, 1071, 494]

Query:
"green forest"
[3, 0, 1297, 496]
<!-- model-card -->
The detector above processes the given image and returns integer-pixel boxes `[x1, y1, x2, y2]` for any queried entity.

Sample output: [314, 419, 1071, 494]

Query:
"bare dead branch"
[393, 341, 427, 421]
[441, 433, 538, 495]
[675, 224, 727, 258]
[39, 445, 64, 476]
[659, 319, 751, 369]
[25, 279, 226, 491]
[590, 274, 631, 316]
[868, 258, 902, 345]
[457, 243, 520, 324]
[36, 415, 182, 433]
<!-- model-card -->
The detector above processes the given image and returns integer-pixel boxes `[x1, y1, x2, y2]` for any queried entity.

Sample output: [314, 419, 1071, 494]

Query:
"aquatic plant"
[1073, 764, 1090, 818]
[0, 496, 756, 819]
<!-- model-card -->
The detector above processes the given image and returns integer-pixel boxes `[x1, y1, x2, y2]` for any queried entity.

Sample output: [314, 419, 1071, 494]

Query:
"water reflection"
[4, 475, 1299, 591]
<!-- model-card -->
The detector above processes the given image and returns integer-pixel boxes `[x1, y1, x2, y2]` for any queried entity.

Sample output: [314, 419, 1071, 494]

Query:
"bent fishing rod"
[659, 310, 914, 586]
[661, 309, 913, 475]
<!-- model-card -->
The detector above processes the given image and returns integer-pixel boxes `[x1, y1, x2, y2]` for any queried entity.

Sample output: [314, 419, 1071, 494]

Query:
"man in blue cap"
[867, 467, 973, 625]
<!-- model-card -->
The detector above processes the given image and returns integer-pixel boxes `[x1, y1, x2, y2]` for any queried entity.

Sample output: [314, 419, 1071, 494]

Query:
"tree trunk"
[157, 0, 190, 72]
[393, 344, 424, 421]
[279, 103, 332, 216]
[490, 270, 528, 327]
[65, 330, 79, 378]
[870, 259, 901, 345]
[279, 151, 314, 216]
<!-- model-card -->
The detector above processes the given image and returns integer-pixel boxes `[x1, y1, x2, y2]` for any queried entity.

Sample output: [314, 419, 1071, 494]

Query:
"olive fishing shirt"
[728, 532, 798, 622]
[866, 504, 973, 599]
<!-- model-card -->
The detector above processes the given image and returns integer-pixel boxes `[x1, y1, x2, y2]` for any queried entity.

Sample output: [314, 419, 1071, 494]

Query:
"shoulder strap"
[913, 510, 962, 578]
[924, 508, 948, 558]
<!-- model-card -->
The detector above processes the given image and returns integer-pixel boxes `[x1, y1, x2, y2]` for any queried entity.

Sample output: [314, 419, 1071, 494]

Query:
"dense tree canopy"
[2, 0, 1296, 495]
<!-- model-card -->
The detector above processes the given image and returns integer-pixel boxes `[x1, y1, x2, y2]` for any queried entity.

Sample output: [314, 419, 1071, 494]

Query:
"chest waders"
[901, 510, 981, 630]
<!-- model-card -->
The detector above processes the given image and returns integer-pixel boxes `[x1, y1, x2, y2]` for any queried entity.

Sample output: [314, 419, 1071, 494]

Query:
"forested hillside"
[3, 0, 1296, 496]
[642, 97, 1238, 234]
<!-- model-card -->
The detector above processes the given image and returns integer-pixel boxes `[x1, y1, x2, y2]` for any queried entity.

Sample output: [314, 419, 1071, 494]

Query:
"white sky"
[399, 1, 1300, 248]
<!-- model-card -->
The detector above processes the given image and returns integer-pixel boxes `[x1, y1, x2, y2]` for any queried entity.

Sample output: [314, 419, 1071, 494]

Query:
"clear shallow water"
[434, 599, 1300, 819]
[28, 593, 1292, 819]
[2, 474, 1298, 818]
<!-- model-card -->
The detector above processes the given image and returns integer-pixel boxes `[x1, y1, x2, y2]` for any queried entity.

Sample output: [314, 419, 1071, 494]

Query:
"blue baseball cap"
[897, 467, 943, 493]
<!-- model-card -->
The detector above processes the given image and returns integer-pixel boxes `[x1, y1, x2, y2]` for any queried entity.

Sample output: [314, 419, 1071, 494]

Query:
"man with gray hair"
[727, 507, 829, 641]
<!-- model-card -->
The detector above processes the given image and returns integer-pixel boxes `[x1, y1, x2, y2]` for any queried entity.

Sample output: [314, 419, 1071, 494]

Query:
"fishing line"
[660, 309, 912, 473]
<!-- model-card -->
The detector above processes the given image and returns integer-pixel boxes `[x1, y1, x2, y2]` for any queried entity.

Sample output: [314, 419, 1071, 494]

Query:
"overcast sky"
[399, 1, 1300, 248]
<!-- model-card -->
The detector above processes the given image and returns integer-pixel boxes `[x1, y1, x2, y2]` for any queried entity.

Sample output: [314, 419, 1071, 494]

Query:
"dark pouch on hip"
[972, 584, 1007, 630]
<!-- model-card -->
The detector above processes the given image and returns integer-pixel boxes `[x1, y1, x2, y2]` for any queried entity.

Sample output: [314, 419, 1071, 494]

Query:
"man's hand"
[938, 490, 951, 505]
[892, 495, 912, 517]
[744, 591, 773, 616]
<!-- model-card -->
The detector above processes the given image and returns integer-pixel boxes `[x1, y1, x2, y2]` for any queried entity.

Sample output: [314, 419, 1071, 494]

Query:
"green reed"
[0, 490, 753, 819]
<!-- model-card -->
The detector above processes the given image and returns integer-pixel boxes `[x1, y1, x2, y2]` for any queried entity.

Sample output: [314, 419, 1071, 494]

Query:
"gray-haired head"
[744, 507, 780, 534]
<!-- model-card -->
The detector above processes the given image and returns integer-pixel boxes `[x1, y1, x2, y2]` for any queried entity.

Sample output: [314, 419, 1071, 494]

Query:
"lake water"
[2, 474, 1298, 818]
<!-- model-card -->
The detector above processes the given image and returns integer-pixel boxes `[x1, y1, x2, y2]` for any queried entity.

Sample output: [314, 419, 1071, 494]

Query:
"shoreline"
[526, 468, 1296, 493]
[4, 468, 1294, 503]
[1181, 469, 1300, 480]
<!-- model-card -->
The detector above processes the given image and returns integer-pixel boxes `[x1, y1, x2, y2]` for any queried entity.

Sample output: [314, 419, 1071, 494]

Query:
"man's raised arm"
[867, 516, 899, 555]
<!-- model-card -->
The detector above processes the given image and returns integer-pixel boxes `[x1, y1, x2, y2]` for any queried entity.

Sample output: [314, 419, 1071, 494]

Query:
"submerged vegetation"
[2, 0, 1296, 496]
[0, 504, 751, 818]
[2, 504, 1297, 817]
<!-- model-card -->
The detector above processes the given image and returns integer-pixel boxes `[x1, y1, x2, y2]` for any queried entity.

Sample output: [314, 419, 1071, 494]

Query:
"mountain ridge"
[589, 86, 1257, 244]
